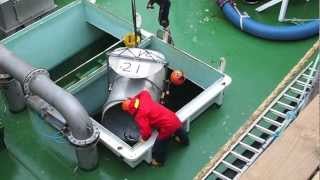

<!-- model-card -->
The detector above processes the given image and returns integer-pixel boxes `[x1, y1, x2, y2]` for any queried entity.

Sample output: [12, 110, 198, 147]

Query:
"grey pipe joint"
[68, 124, 100, 170]
[0, 45, 100, 170]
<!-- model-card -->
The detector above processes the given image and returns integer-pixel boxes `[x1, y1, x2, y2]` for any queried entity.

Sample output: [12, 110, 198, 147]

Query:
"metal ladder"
[202, 57, 319, 180]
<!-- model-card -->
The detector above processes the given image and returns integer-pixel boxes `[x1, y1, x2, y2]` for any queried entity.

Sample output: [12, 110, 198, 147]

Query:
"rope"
[234, 6, 249, 30]
[194, 40, 320, 180]
[284, 18, 320, 24]
[298, 54, 319, 103]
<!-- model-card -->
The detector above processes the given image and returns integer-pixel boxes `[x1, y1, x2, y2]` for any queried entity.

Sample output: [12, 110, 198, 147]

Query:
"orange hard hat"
[170, 70, 185, 86]
[121, 98, 140, 112]
[122, 99, 132, 112]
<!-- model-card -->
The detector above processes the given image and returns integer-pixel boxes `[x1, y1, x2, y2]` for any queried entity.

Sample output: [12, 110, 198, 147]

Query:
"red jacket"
[128, 90, 181, 140]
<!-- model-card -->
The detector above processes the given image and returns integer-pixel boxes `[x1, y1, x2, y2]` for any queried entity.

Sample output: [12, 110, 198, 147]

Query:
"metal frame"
[255, 0, 289, 22]
[94, 74, 231, 167]
[256, 0, 316, 22]
[29, 64, 231, 168]
[72, 32, 231, 167]
[0, 0, 57, 35]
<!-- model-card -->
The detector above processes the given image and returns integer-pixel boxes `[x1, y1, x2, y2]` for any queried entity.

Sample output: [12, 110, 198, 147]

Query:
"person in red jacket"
[122, 90, 189, 166]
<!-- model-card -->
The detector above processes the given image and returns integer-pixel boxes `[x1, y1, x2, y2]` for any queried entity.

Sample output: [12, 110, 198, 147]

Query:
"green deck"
[0, 0, 318, 179]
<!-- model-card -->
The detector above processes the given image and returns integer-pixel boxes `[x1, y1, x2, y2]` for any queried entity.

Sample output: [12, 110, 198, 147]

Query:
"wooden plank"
[241, 95, 319, 180]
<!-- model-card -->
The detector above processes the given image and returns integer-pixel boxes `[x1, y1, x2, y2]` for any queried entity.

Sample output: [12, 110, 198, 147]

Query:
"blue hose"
[219, 1, 319, 40]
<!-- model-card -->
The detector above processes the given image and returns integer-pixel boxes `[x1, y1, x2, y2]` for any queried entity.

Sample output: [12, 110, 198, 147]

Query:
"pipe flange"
[67, 125, 100, 147]
[23, 69, 49, 96]
[0, 73, 13, 88]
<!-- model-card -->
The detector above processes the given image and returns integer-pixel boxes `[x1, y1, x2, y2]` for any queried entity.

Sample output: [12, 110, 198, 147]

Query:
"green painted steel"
[1, 1, 104, 70]
[84, 0, 132, 40]
[63, 57, 109, 114]
[143, 36, 224, 88]
[0, 150, 37, 180]
[0, 0, 318, 179]
[3, 108, 77, 179]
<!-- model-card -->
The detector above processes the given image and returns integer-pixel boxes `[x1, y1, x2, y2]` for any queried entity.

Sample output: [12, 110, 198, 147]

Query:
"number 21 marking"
[120, 62, 141, 74]
[120, 62, 131, 72]
[136, 64, 140, 73]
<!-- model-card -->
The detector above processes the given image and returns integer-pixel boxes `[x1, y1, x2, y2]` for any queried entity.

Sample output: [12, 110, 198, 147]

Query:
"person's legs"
[174, 128, 189, 146]
[158, 0, 171, 28]
[152, 137, 170, 165]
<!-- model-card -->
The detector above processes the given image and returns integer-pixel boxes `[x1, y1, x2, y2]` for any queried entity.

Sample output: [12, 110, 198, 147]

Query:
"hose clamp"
[23, 69, 49, 96]
[67, 125, 100, 147]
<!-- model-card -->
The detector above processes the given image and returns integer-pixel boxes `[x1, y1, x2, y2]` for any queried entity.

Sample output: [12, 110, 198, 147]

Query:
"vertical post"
[4, 79, 26, 112]
[278, 0, 289, 22]
[216, 57, 227, 106]
[131, 0, 138, 47]
[0, 68, 25, 113]
[218, 57, 226, 73]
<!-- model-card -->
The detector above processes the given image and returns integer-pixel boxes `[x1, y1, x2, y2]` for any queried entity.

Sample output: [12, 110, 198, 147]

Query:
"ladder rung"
[231, 151, 251, 163]
[301, 73, 314, 81]
[262, 116, 282, 127]
[239, 142, 261, 154]
[296, 80, 312, 88]
[222, 160, 242, 173]
[212, 170, 232, 180]
[255, 125, 275, 135]
[277, 101, 295, 111]
[283, 94, 299, 103]
[308, 67, 318, 72]
[270, 108, 287, 119]
[247, 133, 266, 144]
[289, 87, 304, 95]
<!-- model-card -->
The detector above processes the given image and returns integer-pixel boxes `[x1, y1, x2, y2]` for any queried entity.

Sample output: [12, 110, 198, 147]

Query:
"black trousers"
[152, 127, 189, 164]
[149, 0, 171, 28]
